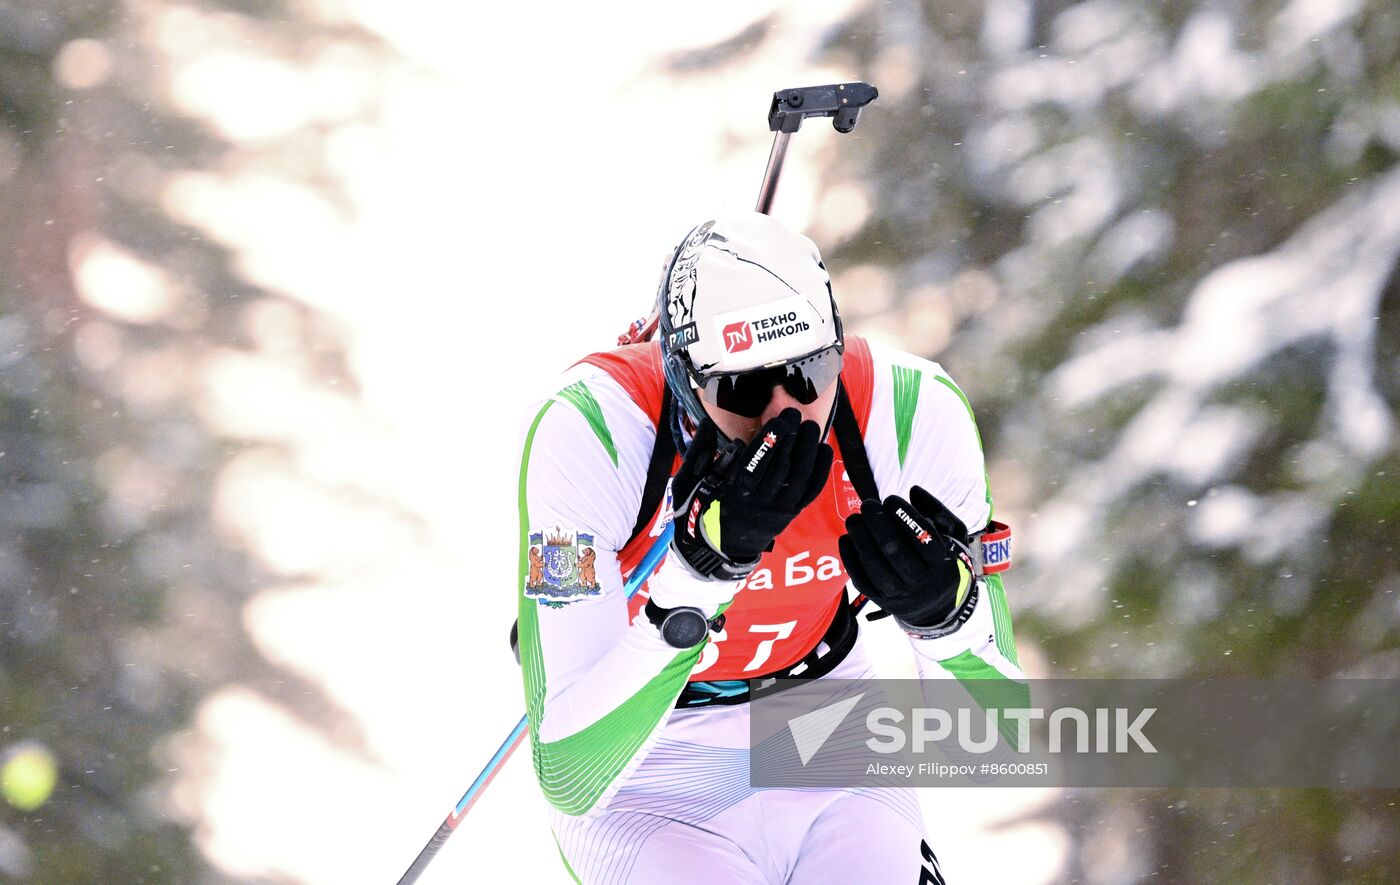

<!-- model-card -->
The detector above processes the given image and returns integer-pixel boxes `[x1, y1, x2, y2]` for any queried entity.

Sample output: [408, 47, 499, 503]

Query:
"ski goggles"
[693, 344, 844, 418]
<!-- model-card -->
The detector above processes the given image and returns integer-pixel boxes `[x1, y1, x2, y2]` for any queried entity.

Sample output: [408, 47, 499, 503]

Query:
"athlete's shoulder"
[517, 357, 660, 552]
[574, 341, 666, 423]
[860, 340, 991, 530]
[865, 340, 981, 436]
[520, 356, 658, 467]
[867, 339, 948, 379]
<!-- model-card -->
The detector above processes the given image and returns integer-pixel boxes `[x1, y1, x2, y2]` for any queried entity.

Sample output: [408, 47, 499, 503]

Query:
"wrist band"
[896, 578, 980, 640]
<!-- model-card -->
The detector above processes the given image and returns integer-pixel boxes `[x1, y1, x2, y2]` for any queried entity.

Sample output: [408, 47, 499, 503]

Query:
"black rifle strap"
[628, 384, 677, 545]
[832, 379, 879, 504]
[831, 379, 890, 621]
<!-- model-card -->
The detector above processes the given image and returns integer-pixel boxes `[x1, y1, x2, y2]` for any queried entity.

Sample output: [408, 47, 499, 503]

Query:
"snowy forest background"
[1, 0, 1397, 882]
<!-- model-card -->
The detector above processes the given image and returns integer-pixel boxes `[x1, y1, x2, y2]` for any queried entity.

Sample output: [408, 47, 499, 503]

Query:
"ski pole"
[395, 524, 674, 885]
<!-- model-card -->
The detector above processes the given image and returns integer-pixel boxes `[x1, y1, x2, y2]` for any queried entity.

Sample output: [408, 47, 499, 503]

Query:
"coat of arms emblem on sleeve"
[524, 525, 601, 606]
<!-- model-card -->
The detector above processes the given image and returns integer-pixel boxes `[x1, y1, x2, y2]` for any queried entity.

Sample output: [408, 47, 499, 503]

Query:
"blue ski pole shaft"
[396, 525, 673, 884]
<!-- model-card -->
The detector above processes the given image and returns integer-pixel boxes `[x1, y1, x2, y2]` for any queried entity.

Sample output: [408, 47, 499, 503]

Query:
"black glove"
[670, 408, 833, 581]
[838, 485, 975, 630]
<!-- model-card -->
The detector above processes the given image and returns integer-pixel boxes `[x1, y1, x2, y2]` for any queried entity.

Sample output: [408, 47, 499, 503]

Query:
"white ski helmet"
[657, 211, 844, 424]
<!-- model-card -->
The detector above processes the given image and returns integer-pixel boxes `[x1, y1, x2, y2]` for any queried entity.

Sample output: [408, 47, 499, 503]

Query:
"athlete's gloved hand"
[838, 486, 977, 634]
[669, 408, 833, 581]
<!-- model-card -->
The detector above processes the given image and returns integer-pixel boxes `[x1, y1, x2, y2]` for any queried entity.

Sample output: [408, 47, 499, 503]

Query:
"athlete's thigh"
[555, 808, 772, 885]
[784, 789, 947, 884]
[622, 816, 771, 885]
